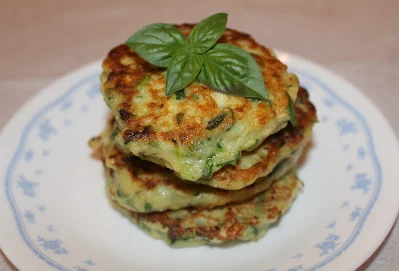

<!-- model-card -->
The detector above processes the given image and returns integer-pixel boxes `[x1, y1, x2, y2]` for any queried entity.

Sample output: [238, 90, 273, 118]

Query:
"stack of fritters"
[89, 25, 317, 246]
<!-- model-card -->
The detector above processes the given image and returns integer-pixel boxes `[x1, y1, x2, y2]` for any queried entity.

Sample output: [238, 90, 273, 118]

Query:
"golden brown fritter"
[89, 88, 315, 211]
[91, 89, 316, 212]
[108, 173, 302, 246]
[101, 24, 300, 182]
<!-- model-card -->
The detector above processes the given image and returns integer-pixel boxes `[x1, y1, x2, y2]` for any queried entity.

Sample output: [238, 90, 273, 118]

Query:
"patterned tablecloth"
[0, 0, 398, 270]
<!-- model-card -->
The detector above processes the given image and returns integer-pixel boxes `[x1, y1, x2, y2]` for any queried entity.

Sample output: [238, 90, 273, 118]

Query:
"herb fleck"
[117, 190, 128, 198]
[202, 157, 214, 178]
[176, 112, 184, 124]
[206, 113, 227, 130]
[111, 128, 119, 140]
[144, 203, 152, 212]
[287, 92, 297, 126]
[175, 89, 186, 100]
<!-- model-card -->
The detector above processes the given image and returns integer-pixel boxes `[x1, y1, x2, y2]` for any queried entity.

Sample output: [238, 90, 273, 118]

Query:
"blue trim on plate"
[3, 70, 382, 271]
[4, 74, 97, 271]
[291, 70, 382, 270]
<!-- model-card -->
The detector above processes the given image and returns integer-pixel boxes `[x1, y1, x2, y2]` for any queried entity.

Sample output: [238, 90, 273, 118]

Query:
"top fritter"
[101, 24, 299, 181]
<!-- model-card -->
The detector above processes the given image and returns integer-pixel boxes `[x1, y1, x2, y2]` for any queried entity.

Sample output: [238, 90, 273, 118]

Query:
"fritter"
[101, 24, 300, 182]
[95, 87, 315, 191]
[95, 126, 302, 212]
[89, 88, 314, 211]
[108, 173, 302, 246]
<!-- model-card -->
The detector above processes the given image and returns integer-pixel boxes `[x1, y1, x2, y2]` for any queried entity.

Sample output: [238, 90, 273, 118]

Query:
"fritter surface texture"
[101, 24, 300, 182]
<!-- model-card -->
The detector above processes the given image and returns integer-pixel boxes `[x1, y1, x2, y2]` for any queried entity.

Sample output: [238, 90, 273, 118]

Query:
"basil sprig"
[126, 13, 268, 100]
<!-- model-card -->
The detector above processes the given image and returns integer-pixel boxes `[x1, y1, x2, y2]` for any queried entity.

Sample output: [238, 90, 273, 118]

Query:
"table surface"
[1, 0, 398, 270]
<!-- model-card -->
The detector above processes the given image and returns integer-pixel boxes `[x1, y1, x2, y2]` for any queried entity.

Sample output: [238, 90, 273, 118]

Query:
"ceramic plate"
[0, 52, 398, 271]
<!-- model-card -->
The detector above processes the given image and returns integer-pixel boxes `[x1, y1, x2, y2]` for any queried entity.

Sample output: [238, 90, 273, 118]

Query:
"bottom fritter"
[107, 172, 302, 246]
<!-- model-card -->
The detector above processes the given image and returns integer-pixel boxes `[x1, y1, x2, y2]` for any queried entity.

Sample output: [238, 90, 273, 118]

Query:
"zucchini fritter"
[108, 173, 301, 246]
[101, 24, 300, 182]
[89, 88, 315, 211]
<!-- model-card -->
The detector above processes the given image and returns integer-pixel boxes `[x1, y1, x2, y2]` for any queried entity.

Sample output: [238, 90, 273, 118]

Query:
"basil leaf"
[188, 13, 228, 54]
[198, 44, 268, 100]
[126, 23, 186, 67]
[166, 49, 203, 95]
[287, 92, 297, 126]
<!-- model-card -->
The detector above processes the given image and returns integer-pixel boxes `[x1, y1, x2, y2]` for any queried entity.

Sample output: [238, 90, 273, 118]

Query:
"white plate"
[0, 52, 398, 271]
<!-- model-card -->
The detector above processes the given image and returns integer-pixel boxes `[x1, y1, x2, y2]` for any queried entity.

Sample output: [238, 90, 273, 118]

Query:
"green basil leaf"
[126, 23, 186, 67]
[166, 49, 203, 95]
[188, 13, 228, 54]
[197, 44, 268, 100]
[287, 92, 297, 126]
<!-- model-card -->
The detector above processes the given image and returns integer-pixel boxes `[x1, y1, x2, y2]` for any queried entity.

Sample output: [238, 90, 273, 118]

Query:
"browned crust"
[130, 174, 299, 242]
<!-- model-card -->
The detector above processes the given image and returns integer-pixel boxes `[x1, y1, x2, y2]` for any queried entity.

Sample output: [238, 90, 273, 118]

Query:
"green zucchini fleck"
[111, 128, 119, 140]
[206, 113, 227, 130]
[148, 140, 158, 147]
[216, 151, 241, 167]
[248, 138, 259, 149]
[175, 89, 186, 100]
[216, 160, 236, 168]
[189, 141, 205, 152]
[206, 108, 235, 131]
[202, 157, 214, 178]
[251, 226, 259, 235]
[144, 203, 152, 212]
[137, 75, 151, 91]
[192, 93, 200, 100]
[116, 190, 128, 198]
[287, 92, 297, 126]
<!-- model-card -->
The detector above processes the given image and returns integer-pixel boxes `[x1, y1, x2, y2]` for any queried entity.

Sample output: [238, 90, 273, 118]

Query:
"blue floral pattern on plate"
[1, 62, 384, 271]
